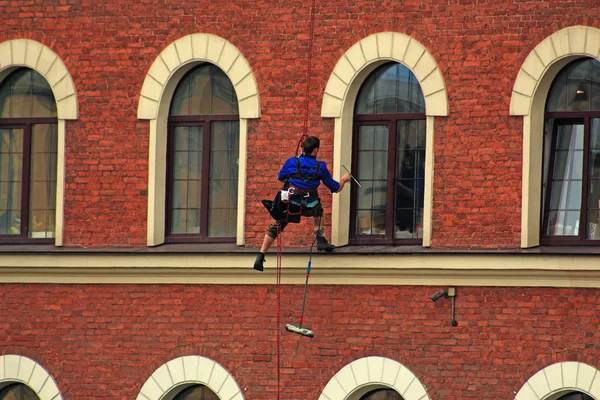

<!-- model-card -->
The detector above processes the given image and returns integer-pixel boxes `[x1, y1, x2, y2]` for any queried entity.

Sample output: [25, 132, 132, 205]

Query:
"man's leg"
[254, 219, 287, 271]
[309, 204, 335, 252]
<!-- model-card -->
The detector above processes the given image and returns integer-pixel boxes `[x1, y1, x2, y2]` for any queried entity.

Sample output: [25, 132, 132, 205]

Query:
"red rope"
[295, 0, 318, 156]
[276, 224, 282, 400]
[277, 1, 318, 398]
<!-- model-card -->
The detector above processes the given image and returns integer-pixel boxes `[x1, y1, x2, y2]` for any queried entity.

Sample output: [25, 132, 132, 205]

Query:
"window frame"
[0, 116, 57, 244]
[165, 114, 239, 243]
[541, 112, 600, 246]
[351, 112, 426, 245]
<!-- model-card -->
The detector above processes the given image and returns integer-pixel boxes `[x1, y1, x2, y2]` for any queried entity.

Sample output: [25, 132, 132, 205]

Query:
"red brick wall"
[0, 1, 599, 247]
[1, 283, 599, 399]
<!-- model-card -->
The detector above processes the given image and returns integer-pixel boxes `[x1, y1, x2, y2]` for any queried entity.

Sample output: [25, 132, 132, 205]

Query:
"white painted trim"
[510, 26, 600, 248]
[515, 361, 600, 400]
[326, 32, 445, 246]
[138, 33, 260, 246]
[0, 354, 63, 400]
[0, 39, 78, 246]
[136, 356, 245, 400]
[320, 356, 429, 400]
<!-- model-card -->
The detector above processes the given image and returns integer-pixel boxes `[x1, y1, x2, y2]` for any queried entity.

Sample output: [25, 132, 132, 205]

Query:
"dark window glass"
[0, 68, 57, 243]
[542, 58, 600, 244]
[356, 63, 425, 114]
[167, 64, 239, 242]
[557, 392, 594, 400]
[352, 62, 426, 244]
[173, 385, 220, 400]
[0, 383, 40, 400]
[359, 388, 404, 400]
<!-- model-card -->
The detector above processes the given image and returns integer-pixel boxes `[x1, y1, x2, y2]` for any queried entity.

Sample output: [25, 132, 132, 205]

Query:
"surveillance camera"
[429, 291, 448, 302]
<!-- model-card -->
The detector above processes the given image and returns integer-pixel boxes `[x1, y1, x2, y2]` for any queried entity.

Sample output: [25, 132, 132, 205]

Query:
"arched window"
[166, 64, 239, 242]
[0, 383, 39, 400]
[352, 62, 426, 244]
[0, 68, 58, 243]
[541, 57, 600, 244]
[556, 392, 594, 400]
[359, 388, 404, 400]
[173, 384, 219, 400]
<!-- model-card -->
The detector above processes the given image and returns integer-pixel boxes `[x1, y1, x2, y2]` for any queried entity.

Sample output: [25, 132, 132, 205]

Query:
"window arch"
[0, 383, 39, 400]
[352, 62, 426, 244]
[0, 68, 58, 243]
[0, 355, 63, 400]
[540, 58, 600, 244]
[320, 32, 448, 247]
[359, 388, 404, 400]
[515, 361, 600, 400]
[509, 25, 600, 248]
[166, 64, 239, 242]
[137, 356, 244, 400]
[172, 384, 220, 400]
[138, 33, 260, 246]
[320, 356, 429, 400]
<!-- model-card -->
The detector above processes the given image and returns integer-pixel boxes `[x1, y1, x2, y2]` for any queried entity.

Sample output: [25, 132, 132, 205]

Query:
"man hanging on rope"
[254, 136, 351, 271]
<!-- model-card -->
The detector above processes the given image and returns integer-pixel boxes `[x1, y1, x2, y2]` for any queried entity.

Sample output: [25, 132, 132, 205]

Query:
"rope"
[294, 0, 318, 157]
[276, 1, 318, 397]
[276, 223, 282, 400]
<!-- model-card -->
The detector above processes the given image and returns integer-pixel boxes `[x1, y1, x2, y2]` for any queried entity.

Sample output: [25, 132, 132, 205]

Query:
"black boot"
[316, 236, 335, 252]
[253, 253, 265, 271]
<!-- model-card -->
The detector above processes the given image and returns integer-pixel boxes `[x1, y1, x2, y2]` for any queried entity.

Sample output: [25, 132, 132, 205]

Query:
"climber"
[253, 136, 351, 271]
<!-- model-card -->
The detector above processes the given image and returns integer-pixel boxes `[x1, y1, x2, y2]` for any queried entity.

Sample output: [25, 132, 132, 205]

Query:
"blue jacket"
[278, 154, 341, 196]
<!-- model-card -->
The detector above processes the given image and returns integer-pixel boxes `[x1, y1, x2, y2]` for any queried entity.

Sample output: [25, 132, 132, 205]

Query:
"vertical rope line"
[276, 223, 282, 400]
[295, 0, 318, 156]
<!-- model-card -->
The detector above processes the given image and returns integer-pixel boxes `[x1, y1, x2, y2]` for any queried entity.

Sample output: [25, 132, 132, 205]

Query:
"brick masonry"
[2, 0, 598, 248]
[1, 284, 599, 399]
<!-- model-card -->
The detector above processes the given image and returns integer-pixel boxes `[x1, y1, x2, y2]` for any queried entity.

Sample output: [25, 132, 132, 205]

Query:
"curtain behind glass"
[170, 64, 238, 116]
[0, 128, 23, 235]
[355, 63, 425, 115]
[546, 124, 584, 236]
[0, 69, 57, 118]
[547, 58, 600, 112]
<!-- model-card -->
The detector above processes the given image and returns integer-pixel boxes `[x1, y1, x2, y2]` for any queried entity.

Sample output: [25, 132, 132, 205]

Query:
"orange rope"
[276, 224, 282, 399]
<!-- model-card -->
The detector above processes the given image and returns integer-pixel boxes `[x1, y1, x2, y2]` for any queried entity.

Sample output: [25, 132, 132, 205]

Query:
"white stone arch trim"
[0, 39, 78, 120]
[0, 39, 78, 247]
[515, 361, 600, 400]
[137, 356, 245, 400]
[321, 32, 448, 118]
[319, 356, 430, 400]
[0, 354, 63, 400]
[321, 32, 448, 247]
[510, 26, 600, 116]
[138, 33, 260, 246]
[509, 26, 600, 248]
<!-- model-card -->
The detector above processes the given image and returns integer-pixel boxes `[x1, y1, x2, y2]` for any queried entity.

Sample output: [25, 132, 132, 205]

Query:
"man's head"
[302, 136, 320, 155]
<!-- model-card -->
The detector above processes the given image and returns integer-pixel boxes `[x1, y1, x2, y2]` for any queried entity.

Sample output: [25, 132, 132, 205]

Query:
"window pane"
[29, 125, 57, 239]
[0, 128, 23, 235]
[170, 64, 238, 116]
[355, 63, 425, 115]
[174, 384, 220, 400]
[360, 388, 404, 400]
[546, 124, 584, 237]
[588, 119, 600, 239]
[547, 58, 600, 112]
[207, 121, 238, 237]
[0, 69, 56, 118]
[170, 126, 203, 234]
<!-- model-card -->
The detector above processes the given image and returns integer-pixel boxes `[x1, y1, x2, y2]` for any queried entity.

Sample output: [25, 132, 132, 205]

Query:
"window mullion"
[541, 122, 560, 239]
[581, 116, 591, 240]
[386, 119, 397, 242]
[21, 123, 32, 239]
[200, 120, 211, 238]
